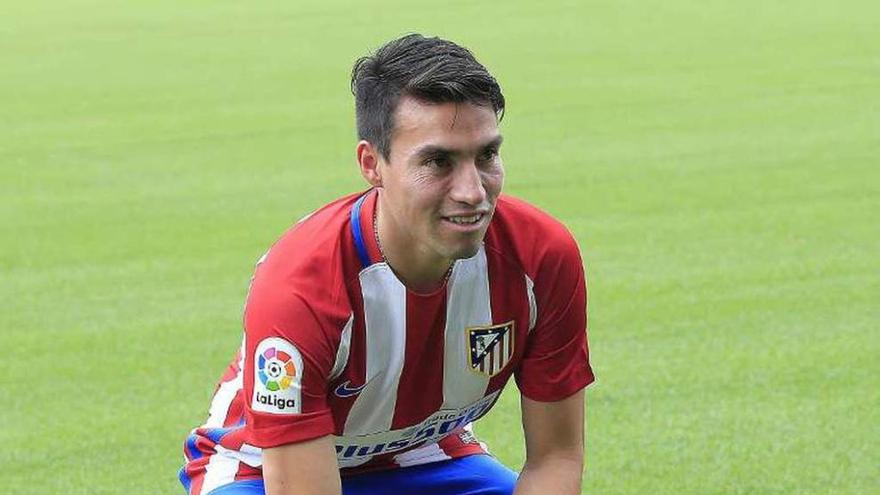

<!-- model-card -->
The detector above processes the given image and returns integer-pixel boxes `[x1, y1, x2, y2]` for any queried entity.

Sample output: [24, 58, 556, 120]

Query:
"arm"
[514, 389, 585, 495]
[263, 435, 342, 495]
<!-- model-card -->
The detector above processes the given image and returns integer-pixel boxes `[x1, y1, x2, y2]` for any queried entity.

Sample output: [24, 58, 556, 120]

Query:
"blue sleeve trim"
[178, 466, 193, 492]
[203, 425, 244, 444]
[350, 192, 372, 269]
[185, 434, 203, 461]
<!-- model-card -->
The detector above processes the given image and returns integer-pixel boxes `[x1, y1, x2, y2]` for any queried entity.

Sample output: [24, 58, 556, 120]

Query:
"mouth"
[441, 212, 488, 232]
[444, 213, 485, 225]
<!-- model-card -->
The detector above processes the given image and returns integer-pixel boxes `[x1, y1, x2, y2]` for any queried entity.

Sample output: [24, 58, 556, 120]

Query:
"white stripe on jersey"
[525, 274, 537, 332]
[201, 443, 264, 469]
[442, 247, 492, 409]
[344, 263, 408, 435]
[235, 443, 263, 468]
[329, 315, 354, 380]
[393, 441, 452, 467]
[201, 446, 241, 493]
[205, 338, 245, 428]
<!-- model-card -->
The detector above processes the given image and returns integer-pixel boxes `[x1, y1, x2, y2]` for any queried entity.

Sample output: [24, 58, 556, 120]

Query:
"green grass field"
[2, 1, 878, 493]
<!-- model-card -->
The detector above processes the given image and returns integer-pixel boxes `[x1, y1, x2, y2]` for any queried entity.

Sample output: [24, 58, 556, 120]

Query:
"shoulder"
[485, 194, 583, 280]
[246, 191, 366, 331]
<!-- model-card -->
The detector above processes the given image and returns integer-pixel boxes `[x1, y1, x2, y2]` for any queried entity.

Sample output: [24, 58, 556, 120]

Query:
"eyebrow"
[413, 135, 504, 159]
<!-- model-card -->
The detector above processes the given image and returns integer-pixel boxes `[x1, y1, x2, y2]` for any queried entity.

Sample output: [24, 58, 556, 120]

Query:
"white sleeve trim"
[525, 274, 537, 332]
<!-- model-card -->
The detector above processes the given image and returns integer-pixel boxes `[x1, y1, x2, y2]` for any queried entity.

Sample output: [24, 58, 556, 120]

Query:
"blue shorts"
[201, 455, 517, 495]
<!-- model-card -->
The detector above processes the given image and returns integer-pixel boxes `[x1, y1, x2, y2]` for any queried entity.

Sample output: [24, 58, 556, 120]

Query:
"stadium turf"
[1, 1, 877, 493]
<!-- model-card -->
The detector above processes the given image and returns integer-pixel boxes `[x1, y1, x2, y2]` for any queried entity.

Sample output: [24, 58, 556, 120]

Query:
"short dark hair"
[351, 34, 505, 159]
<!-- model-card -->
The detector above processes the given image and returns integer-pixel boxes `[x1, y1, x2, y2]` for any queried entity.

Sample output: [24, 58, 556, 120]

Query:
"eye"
[478, 148, 499, 163]
[424, 155, 452, 168]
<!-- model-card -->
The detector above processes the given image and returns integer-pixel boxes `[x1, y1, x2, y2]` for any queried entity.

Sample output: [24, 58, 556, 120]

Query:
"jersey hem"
[518, 369, 595, 403]
[246, 411, 335, 448]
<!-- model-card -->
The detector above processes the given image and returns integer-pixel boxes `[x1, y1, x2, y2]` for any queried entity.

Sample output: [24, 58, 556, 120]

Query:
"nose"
[449, 160, 487, 206]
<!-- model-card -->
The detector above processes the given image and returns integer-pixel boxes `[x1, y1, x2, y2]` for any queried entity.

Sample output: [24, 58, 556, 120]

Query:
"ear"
[356, 140, 384, 188]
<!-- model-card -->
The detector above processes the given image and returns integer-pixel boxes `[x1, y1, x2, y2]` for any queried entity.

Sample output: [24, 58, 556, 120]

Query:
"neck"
[374, 196, 452, 294]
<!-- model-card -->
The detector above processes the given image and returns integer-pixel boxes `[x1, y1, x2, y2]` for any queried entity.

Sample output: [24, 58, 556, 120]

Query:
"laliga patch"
[252, 337, 304, 414]
[467, 321, 515, 377]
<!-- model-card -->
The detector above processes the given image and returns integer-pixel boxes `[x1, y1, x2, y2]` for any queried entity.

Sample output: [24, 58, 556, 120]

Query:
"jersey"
[179, 189, 594, 495]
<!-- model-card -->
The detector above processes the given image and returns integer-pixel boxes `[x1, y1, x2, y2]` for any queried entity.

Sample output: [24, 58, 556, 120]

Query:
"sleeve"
[241, 272, 338, 448]
[514, 226, 595, 402]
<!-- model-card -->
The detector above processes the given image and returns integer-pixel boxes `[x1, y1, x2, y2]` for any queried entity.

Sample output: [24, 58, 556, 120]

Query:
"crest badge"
[467, 321, 515, 377]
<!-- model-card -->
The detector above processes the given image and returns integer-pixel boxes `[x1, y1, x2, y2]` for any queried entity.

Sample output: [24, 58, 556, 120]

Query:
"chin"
[450, 243, 482, 261]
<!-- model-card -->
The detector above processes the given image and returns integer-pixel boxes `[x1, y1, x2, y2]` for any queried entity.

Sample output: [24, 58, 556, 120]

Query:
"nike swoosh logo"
[334, 380, 367, 398]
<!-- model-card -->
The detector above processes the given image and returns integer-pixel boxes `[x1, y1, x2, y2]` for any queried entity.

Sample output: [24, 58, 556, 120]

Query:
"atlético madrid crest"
[467, 321, 515, 377]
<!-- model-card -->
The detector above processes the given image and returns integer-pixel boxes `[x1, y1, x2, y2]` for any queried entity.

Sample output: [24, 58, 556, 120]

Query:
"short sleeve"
[515, 227, 595, 402]
[242, 273, 337, 448]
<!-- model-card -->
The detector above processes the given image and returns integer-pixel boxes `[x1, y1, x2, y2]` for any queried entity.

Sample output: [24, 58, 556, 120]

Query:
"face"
[376, 97, 504, 267]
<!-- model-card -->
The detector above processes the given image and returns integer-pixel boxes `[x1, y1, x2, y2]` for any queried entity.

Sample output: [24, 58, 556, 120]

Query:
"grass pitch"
[2, 1, 877, 494]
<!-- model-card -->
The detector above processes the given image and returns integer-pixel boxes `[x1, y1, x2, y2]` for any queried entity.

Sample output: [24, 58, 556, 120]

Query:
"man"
[180, 34, 594, 495]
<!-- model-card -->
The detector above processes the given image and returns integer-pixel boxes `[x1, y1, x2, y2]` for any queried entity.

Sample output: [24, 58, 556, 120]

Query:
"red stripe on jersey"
[224, 390, 245, 428]
[233, 463, 261, 482]
[327, 279, 367, 433]
[186, 460, 206, 495]
[484, 245, 530, 393]
[391, 290, 446, 428]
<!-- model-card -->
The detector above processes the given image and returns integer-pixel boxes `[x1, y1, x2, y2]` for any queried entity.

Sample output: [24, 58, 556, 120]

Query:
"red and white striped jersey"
[181, 189, 593, 492]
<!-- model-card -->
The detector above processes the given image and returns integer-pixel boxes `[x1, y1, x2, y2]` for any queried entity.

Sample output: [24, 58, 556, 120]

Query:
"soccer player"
[179, 34, 594, 495]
